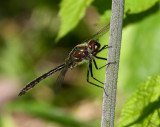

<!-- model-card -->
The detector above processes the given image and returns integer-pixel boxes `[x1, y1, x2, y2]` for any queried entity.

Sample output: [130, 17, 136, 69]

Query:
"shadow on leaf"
[124, 96, 160, 127]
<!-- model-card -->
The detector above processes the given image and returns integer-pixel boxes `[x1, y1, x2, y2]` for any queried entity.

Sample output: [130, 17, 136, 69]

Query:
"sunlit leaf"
[56, 0, 93, 41]
[119, 76, 160, 127]
[98, 10, 111, 24]
[125, 0, 158, 14]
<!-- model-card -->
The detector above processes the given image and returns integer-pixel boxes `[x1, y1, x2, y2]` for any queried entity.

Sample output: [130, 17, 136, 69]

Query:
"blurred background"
[0, 0, 160, 127]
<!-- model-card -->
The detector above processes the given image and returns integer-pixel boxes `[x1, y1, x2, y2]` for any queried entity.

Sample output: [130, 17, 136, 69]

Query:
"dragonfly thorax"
[69, 43, 89, 61]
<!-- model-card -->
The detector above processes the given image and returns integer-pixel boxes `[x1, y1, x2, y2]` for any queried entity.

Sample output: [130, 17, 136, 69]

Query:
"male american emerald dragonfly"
[18, 23, 112, 96]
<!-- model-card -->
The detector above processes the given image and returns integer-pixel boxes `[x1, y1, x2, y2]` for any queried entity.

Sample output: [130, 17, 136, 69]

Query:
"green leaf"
[56, 0, 158, 41]
[97, 0, 159, 24]
[125, 0, 158, 14]
[98, 10, 111, 24]
[56, 0, 93, 41]
[119, 76, 160, 127]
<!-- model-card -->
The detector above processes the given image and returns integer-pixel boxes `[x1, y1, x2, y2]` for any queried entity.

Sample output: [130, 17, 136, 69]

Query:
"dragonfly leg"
[95, 56, 107, 60]
[87, 60, 107, 96]
[95, 45, 112, 60]
[89, 60, 103, 84]
[93, 58, 116, 70]
[92, 58, 106, 70]
[93, 56, 107, 70]
[97, 45, 112, 53]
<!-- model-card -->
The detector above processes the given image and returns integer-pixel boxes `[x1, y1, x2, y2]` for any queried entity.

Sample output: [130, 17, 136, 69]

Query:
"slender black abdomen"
[18, 64, 65, 96]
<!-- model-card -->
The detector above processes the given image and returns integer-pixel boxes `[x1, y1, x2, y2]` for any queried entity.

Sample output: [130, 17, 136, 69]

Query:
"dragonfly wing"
[82, 23, 110, 43]
[54, 67, 68, 94]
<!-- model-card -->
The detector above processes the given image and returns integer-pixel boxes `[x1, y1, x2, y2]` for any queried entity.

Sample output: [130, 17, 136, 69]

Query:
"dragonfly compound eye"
[88, 40, 101, 53]
[88, 40, 96, 49]
[94, 42, 100, 51]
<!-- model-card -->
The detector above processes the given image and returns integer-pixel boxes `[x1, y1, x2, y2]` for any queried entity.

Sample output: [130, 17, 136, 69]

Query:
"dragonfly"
[18, 23, 112, 96]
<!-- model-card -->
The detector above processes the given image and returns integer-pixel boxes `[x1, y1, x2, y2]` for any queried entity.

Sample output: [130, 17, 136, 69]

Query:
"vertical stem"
[101, 0, 124, 127]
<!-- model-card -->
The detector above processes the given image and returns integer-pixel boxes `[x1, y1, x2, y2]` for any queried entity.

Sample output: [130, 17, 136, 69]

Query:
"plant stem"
[101, 0, 124, 127]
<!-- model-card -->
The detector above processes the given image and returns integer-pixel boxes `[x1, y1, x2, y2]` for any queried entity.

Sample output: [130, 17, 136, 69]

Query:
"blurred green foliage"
[6, 101, 95, 127]
[119, 8, 160, 92]
[0, 0, 160, 127]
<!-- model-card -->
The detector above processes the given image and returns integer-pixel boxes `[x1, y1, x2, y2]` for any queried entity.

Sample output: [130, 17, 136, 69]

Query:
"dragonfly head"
[88, 40, 101, 54]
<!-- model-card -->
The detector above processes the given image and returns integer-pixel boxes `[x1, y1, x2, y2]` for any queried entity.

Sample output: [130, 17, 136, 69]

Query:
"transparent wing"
[82, 23, 110, 43]
[54, 67, 68, 94]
